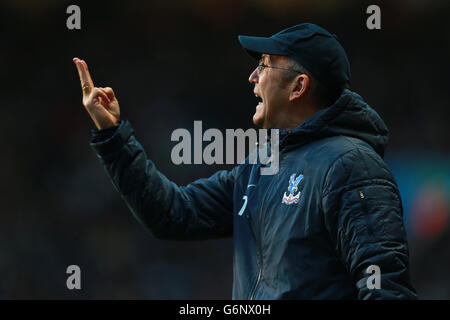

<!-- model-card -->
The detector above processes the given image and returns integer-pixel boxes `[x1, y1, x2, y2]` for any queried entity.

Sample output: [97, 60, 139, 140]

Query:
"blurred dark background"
[0, 0, 449, 299]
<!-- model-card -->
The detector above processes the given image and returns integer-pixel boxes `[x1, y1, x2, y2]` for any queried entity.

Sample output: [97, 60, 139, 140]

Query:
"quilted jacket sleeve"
[89, 120, 236, 240]
[322, 147, 417, 299]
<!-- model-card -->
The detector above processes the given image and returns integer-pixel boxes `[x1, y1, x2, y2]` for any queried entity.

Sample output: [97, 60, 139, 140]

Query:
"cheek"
[263, 85, 279, 109]
[270, 80, 289, 101]
[264, 87, 290, 120]
[260, 73, 286, 109]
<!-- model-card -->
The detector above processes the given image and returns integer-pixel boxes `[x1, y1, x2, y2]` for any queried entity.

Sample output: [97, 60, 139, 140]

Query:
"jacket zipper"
[249, 140, 283, 300]
[249, 188, 269, 300]
[250, 268, 262, 300]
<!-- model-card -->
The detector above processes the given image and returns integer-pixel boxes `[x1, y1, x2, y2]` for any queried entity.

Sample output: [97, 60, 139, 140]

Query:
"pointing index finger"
[73, 57, 95, 94]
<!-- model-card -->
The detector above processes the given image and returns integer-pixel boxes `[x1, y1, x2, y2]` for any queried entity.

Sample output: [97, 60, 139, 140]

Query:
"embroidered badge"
[281, 173, 303, 205]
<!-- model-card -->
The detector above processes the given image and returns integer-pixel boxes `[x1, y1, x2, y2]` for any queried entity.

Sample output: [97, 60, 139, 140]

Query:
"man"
[73, 23, 417, 299]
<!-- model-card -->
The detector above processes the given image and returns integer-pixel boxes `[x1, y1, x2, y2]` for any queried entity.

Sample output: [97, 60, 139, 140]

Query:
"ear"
[289, 74, 310, 102]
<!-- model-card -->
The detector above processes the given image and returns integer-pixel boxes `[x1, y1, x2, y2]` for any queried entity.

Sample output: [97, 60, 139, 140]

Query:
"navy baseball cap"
[238, 23, 351, 87]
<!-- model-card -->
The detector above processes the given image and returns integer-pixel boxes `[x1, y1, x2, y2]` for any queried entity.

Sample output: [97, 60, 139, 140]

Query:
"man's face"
[249, 54, 292, 129]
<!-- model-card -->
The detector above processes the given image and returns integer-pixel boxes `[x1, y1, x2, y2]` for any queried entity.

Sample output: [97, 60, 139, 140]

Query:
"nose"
[248, 67, 258, 84]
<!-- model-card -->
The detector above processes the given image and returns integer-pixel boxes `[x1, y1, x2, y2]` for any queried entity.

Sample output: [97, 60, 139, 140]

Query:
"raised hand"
[73, 57, 120, 130]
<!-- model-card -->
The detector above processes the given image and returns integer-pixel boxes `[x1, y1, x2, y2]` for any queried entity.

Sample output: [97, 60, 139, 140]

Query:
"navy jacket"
[90, 89, 417, 299]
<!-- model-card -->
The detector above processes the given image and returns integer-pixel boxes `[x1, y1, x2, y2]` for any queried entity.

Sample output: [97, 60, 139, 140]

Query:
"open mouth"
[254, 92, 263, 106]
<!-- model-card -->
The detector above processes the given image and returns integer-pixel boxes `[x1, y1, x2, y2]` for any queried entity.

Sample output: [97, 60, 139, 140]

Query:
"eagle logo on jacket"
[282, 173, 303, 205]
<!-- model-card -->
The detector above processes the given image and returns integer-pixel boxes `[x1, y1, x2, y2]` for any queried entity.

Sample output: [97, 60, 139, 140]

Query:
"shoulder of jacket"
[322, 138, 394, 197]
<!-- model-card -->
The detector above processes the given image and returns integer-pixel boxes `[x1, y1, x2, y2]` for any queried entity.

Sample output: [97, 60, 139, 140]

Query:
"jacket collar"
[270, 89, 389, 157]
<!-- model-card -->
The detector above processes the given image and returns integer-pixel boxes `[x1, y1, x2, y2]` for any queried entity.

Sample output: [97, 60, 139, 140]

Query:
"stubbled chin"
[253, 102, 264, 127]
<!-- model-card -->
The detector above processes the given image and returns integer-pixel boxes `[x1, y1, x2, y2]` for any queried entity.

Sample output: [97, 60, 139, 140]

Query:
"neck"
[275, 103, 320, 130]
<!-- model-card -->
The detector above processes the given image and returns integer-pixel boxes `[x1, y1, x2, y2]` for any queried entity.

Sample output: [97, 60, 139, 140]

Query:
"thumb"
[102, 87, 116, 101]
[89, 87, 111, 106]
